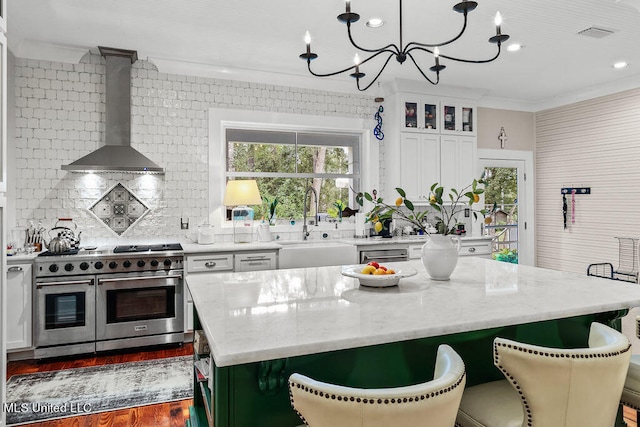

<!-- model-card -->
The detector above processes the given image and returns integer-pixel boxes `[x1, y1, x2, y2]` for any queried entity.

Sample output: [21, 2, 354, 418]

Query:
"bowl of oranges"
[341, 262, 418, 288]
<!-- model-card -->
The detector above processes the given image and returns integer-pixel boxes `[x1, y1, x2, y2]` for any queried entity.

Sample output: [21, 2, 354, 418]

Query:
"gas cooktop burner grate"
[113, 243, 182, 253]
[38, 249, 80, 257]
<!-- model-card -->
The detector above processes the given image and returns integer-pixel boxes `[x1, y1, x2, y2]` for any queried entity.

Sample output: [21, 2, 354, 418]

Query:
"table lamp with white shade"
[223, 180, 262, 243]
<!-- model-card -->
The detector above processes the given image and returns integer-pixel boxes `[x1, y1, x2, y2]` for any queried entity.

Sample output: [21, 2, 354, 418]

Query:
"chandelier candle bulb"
[345, 0, 351, 13]
[304, 31, 311, 54]
[495, 11, 502, 35]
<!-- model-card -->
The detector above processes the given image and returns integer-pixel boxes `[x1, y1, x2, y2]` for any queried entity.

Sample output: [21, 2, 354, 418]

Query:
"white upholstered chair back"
[494, 322, 631, 427]
[289, 344, 466, 427]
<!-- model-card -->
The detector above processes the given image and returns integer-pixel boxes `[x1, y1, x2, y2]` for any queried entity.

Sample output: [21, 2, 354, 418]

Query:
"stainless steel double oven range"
[33, 243, 184, 359]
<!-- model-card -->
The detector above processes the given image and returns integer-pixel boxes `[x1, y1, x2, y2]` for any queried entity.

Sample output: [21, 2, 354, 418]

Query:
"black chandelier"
[299, 0, 510, 91]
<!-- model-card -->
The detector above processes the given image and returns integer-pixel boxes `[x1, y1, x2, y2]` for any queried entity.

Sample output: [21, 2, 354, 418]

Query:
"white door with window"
[478, 150, 534, 266]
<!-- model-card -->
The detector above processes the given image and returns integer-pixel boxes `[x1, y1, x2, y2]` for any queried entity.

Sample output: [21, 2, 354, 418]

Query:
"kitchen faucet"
[302, 186, 319, 240]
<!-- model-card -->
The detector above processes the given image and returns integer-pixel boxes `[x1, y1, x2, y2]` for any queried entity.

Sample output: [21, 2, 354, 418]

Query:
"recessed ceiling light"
[614, 61, 628, 69]
[366, 18, 384, 28]
[506, 43, 522, 52]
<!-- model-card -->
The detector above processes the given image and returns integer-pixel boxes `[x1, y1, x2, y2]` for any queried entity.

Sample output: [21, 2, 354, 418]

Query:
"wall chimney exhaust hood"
[62, 46, 164, 174]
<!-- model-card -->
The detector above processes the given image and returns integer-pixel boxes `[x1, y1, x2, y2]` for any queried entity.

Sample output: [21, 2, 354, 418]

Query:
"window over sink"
[225, 128, 361, 222]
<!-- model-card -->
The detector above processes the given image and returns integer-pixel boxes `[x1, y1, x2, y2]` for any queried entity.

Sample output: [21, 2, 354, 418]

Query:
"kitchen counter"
[181, 242, 282, 254]
[188, 258, 640, 426]
[6, 251, 41, 262]
[188, 257, 640, 367]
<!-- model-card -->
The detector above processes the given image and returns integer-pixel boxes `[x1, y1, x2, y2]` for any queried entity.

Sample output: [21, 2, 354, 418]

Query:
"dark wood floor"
[6, 343, 194, 427]
[7, 343, 638, 427]
[626, 406, 638, 427]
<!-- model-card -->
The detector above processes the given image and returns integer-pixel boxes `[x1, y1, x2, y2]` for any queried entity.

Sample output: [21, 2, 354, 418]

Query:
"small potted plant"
[328, 200, 345, 222]
[264, 196, 279, 226]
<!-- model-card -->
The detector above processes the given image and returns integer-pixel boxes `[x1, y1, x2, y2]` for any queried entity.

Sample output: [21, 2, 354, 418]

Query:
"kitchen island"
[187, 257, 640, 427]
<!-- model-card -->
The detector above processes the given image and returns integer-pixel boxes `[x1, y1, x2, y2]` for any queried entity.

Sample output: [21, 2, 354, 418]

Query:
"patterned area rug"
[5, 356, 193, 425]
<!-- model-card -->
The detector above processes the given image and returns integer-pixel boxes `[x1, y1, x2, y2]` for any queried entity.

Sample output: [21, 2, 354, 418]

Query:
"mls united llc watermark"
[3, 401, 92, 414]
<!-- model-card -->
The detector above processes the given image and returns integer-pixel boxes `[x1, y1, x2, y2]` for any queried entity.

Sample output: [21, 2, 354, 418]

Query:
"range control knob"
[123, 260, 132, 268]
[80, 262, 90, 270]
[49, 264, 59, 273]
[109, 261, 118, 269]
[94, 261, 104, 269]
[137, 260, 146, 268]
[150, 259, 159, 267]
[64, 263, 74, 272]
[164, 259, 172, 267]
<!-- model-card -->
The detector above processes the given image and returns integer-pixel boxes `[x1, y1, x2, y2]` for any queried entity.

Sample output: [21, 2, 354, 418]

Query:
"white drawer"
[187, 253, 234, 273]
[234, 252, 277, 272]
[459, 240, 492, 257]
[408, 245, 423, 259]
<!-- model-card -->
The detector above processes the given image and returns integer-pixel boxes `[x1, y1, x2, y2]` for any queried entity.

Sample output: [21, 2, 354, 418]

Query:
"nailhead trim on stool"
[289, 372, 467, 425]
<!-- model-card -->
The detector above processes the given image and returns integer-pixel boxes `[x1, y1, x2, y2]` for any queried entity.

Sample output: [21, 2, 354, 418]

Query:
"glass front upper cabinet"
[441, 102, 476, 135]
[402, 98, 439, 133]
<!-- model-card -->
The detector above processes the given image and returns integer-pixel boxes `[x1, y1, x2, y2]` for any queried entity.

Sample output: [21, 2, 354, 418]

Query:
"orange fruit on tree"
[395, 197, 403, 207]
[374, 221, 383, 233]
[484, 217, 492, 224]
[473, 193, 480, 203]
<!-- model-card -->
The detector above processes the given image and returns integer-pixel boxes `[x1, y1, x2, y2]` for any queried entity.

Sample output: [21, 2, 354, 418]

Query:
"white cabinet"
[184, 250, 277, 331]
[402, 97, 439, 133]
[386, 93, 478, 206]
[439, 135, 477, 191]
[0, 33, 6, 192]
[6, 262, 32, 350]
[399, 133, 477, 201]
[441, 101, 476, 135]
[399, 133, 440, 201]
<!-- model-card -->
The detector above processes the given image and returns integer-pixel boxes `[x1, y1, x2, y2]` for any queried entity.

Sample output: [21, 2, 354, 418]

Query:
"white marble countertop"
[188, 257, 640, 367]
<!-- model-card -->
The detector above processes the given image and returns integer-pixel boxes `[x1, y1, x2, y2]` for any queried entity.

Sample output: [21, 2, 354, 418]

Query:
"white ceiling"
[8, 0, 640, 110]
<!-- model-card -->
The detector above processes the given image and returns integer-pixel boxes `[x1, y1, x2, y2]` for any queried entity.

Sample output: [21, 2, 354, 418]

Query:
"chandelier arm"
[305, 49, 392, 79]
[406, 52, 439, 85]
[439, 44, 502, 64]
[346, 21, 400, 55]
[403, 13, 470, 52]
[306, 61, 359, 78]
[355, 53, 396, 92]
[405, 44, 502, 64]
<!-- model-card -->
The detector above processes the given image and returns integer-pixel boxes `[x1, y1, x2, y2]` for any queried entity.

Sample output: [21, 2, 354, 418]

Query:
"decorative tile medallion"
[89, 183, 150, 235]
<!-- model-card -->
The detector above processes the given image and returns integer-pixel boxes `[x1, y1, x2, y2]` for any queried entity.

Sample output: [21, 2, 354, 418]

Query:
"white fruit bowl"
[341, 266, 418, 288]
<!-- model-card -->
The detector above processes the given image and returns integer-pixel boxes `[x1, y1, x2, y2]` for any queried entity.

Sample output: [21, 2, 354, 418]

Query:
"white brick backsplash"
[13, 52, 376, 245]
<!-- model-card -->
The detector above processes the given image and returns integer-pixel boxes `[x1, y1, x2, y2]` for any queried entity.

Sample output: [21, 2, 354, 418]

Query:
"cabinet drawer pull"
[7, 266, 23, 273]
[467, 247, 476, 253]
[204, 261, 217, 268]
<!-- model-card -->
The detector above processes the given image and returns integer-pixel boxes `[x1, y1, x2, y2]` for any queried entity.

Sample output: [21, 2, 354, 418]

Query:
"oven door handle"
[36, 279, 94, 289]
[98, 274, 182, 284]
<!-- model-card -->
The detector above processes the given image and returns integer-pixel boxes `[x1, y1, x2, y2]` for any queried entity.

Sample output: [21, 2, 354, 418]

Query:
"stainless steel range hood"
[62, 46, 164, 174]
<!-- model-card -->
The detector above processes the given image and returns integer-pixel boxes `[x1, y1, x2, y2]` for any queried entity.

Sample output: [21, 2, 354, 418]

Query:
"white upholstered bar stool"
[288, 344, 466, 427]
[621, 316, 640, 415]
[456, 322, 631, 427]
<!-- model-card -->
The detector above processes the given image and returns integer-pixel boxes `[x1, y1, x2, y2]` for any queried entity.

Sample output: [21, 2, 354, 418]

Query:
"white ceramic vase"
[421, 234, 461, 281]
